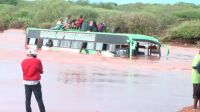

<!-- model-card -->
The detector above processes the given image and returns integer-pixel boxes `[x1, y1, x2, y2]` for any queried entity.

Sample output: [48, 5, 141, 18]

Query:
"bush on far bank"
[170, 20, 200, 44]
[0, 18, 5, 31]
[9, 17, 31, 29]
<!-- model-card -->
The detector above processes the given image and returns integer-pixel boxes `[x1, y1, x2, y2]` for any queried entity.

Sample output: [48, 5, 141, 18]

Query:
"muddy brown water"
[0, 29, 199, 112]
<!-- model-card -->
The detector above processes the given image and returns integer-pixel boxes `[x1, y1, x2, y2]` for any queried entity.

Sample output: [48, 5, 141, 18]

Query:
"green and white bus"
[26, 28, 161, 58]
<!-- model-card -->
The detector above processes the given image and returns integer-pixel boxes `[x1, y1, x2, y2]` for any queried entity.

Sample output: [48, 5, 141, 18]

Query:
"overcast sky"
[89, 0, 200, 4]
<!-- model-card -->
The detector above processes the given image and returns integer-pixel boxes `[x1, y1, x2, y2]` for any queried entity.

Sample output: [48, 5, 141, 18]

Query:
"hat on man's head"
[26, 49, 37, 55]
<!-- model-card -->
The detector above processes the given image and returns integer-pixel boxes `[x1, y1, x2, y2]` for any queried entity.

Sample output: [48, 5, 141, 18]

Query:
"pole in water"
[128, 39, 136, 60]
[128, 39, 133, 60]
[162, 44, 170, 60]
[166, 47, 170, 60]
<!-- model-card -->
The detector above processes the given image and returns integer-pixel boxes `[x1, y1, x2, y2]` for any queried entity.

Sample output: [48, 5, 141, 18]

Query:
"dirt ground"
[180, 106, 200, 112]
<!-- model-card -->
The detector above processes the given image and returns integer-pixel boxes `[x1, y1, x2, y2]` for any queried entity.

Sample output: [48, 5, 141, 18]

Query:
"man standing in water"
[192, 50, 200, 109]
[21, 49, 46, 112]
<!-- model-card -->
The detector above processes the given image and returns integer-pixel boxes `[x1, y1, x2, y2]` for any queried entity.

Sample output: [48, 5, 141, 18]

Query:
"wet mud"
[0, 29, 199, 112]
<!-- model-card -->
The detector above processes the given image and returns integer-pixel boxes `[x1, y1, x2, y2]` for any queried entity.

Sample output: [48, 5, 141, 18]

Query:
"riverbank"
[0, 29, 199, 112]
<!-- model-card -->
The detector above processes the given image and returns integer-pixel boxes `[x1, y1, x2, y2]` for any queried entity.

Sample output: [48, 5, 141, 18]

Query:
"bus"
[26, 28, 161, 58]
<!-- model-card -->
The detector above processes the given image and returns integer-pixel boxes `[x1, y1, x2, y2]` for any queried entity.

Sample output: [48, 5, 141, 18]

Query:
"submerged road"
[0, 30, 198, 112]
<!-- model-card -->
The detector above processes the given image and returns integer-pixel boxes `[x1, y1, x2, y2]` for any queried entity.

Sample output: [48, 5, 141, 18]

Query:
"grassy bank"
[0, 0, 200, 45]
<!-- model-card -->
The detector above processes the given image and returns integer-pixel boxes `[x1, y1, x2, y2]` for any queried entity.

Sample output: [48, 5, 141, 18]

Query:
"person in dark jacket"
[21, 49, 46, 112]
[46, 39, 53, 47]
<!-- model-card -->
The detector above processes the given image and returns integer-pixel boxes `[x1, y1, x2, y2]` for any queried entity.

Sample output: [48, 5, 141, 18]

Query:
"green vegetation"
[171, 21, 200, 44]
[0, 0, 200, 44]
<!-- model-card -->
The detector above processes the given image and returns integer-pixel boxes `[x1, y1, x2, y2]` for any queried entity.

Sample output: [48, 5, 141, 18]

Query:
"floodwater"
[0, 29, 199, 112]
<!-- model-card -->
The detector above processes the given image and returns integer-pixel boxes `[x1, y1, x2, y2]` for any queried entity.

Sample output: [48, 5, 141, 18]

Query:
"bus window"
[60, 40, 71, 48]
[108, 44, 116, 52]
[29, 38, 36, 45]
[52, 40, 60, 47]
[86, 42, 95, 50]
[71, 41, 82, 49]
[102, 44, 107, 50]
[95, 43, 103, 51]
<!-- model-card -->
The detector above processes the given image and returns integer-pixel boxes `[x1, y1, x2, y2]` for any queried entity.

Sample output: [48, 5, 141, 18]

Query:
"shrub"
[174, 10, 200, 20]
[67, 7, 99, 20]
[92, 2, 118, 9]
[0, 18, 5, 31]
[157, 14, 178, 30]
[37, 22, 53, 29]
[126, 14, 160, 35]
[105, 13, 160, 35]
[0, 0, 19, 5]
[2, 15, 12, 29]
[171, 21, 200, 44]
[32, 0, 70, 23]
[0, 4, 16, 15]
[9, 18, 30, 29]
[13, 9, 30, 18]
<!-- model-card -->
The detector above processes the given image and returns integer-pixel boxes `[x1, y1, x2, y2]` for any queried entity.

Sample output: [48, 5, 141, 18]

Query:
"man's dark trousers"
[25, 83, 45, 112]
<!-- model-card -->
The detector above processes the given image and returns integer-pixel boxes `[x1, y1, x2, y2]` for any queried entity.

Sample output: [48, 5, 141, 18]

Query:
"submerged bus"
[26, 28, 161, 58]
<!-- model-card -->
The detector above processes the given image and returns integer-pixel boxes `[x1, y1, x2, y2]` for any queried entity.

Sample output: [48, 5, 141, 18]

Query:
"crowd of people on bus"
[51, 15, 106, 32]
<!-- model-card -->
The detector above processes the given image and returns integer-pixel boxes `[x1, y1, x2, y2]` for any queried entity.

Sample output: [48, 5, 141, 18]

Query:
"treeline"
[0, 0, 200, 45]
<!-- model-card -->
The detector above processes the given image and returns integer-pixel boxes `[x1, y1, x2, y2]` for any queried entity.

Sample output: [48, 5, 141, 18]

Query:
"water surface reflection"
[59, 68, 154, 86]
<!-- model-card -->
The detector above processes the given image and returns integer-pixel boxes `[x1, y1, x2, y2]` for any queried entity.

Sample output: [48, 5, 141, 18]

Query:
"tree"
[0, 0, 20, 5]
[74, 0, 89, 6]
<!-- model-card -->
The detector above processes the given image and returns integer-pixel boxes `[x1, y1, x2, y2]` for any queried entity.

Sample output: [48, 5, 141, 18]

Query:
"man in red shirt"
[76, 15, 84, 29]
[21, 49, 45, 112]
